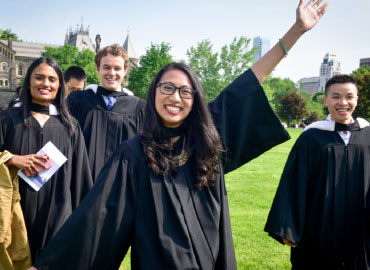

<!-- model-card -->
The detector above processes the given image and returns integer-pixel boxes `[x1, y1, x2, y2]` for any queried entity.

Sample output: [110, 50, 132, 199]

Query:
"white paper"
[18, 141, 67, 191]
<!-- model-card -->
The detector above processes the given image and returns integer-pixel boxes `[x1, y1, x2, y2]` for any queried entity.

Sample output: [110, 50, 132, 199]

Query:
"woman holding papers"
[0, 57, 93, 263]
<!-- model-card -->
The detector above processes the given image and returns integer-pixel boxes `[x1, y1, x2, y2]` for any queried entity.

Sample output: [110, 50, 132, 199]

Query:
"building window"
[0, 80, 3, 87]
[5, 80, 8, 87]
[17, 64, 24, 76]
[1, 62, 7, 71]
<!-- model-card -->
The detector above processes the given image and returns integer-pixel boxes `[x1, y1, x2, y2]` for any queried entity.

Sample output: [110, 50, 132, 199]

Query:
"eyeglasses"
[157, 82, 195, 99]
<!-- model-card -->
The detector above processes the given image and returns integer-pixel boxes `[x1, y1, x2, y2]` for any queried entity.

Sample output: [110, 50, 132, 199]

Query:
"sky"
[2, 0, 369, 82]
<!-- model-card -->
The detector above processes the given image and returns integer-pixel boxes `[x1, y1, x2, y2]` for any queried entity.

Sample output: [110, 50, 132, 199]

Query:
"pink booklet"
[24, 154, 52, 176]
[18, 141, 67, 191]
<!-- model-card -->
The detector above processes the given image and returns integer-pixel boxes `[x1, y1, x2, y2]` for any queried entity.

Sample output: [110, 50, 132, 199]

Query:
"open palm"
[297, 0, 328, 32]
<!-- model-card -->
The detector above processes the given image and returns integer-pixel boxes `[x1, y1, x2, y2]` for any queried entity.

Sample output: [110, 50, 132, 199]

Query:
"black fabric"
[34, 69, 290, 270]
[265, 127, 370, 269]
[162, 124, 185, 139]
[67, 87, 146, 181]
[335, 120, 360, 132]
[96, 86, 128, 97]
[29, 103, 50, 115]
[0, 108, 93, 262]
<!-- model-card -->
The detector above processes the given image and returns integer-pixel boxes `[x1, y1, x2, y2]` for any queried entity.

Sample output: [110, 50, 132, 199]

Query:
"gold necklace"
[172, 136, 189, 166]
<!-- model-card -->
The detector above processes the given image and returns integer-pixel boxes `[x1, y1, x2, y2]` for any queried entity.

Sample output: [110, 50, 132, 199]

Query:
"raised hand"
[297, 0, 328, 32]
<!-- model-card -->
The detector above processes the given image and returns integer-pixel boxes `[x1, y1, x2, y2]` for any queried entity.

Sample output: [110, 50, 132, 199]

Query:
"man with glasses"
[67, 44, 146, 181]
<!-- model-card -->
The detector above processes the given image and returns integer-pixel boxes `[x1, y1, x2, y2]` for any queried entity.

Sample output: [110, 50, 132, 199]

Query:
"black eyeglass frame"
[157, 82, 196, 99]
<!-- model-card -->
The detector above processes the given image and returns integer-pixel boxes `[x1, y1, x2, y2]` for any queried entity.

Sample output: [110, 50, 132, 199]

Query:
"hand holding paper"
[24, 154, 52, 176]
[18, 142, 67, 191]
[7, 154, 50, 175]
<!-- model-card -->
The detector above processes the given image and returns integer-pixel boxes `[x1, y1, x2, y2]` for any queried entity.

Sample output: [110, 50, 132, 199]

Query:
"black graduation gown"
[34, 69, 289, 270]
[265, 127, 370, 269]
[0, 108, 93, 262]
[67, 87, 146, 180]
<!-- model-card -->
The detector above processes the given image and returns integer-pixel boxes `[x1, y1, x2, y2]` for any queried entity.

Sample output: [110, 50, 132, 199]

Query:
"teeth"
[166, 106, 180, 112]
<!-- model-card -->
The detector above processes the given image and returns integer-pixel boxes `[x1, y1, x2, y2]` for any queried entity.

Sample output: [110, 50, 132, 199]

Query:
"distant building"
[300, 76, 320, 95]
[0, 36, 15, 91]
[253, 36, 270, 62]
[0, 38, 60, 89]
[122, 33, 138, 86]
[360, 58, 370, 68]
[64, 24, 96, 52]
[319, 53, 341, 91]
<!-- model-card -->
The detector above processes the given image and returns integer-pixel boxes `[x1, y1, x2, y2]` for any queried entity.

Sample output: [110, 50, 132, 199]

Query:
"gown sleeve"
[33, 143, 138, 270]
[264, 132, 316, 245]
[209, 69, 290, 174]
[69, 123, 94, 210]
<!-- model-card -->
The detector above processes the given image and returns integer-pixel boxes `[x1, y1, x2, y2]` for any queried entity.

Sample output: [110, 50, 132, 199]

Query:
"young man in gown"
[67, 44, 146, 181]
[265, 75, 370, 269]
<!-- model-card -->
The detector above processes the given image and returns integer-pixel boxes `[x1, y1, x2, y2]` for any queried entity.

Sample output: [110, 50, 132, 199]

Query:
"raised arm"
[251, 0, 328, 84]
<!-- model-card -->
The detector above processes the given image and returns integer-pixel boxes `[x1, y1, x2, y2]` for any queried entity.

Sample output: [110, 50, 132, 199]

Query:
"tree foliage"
[128, 42, 173, 99]
[187, 37, 255, 101]
[351, 65, 370, 120]
[278, 92, 307, 125]
[351, 64, 370, 78]
[263, 76, 297, 114]
[42, 44, 99, 85]
[219, 36, 255, 87]
[0, 28, 22, 41]
[299, 90, 326, 120]
[312, 91, 324, 103]
[186, 40, 222, 101]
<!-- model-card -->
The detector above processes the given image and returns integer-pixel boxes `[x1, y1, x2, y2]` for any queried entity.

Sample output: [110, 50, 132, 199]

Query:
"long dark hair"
[21, 57, 75, 134]
[141, 62, 224, 189]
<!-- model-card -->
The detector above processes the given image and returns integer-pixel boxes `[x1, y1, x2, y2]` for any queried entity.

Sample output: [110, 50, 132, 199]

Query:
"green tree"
[263, 76, 298, 117]
[305, 111, 319, 125]
[186, 40, 222, 101]
[128, 42, 173, 98]
[299, 90, 326, 120]
[278, 92, 307, 126]
[74, 49, 99, 85]
[351, 64, 370, 78]
[0, 28, 22, 41]
[311, 91, 328, 116]
[187, 37, 256, 101]
[351, 66, 370, 120]
[312, 91, 325, 103]
[42, 44, 99, 85]
[219, 36, 255, 87]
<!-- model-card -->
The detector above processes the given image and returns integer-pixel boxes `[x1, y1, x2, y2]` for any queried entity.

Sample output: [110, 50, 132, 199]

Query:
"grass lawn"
[121, 128, 302, 269]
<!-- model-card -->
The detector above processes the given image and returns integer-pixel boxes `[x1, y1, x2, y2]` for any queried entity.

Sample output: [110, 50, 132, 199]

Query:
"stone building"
[64, 24, 96, 52]
[0, 34, 61, 109]
[122, 34, 138, 86]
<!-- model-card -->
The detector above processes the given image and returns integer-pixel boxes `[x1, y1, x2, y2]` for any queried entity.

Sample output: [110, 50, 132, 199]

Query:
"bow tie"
[334, 121, 360, 132]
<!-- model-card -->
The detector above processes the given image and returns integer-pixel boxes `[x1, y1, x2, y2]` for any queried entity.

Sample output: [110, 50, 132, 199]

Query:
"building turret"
[95, 34, 101, 53]
[7, 34, 13, 49]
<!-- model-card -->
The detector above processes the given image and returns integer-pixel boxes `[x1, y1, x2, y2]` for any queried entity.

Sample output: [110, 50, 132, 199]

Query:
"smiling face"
[29, 63, 60, 106]
[323, 82, 358, 124]
[96, 53, 126, 91]
[155, 69, 194, 128]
